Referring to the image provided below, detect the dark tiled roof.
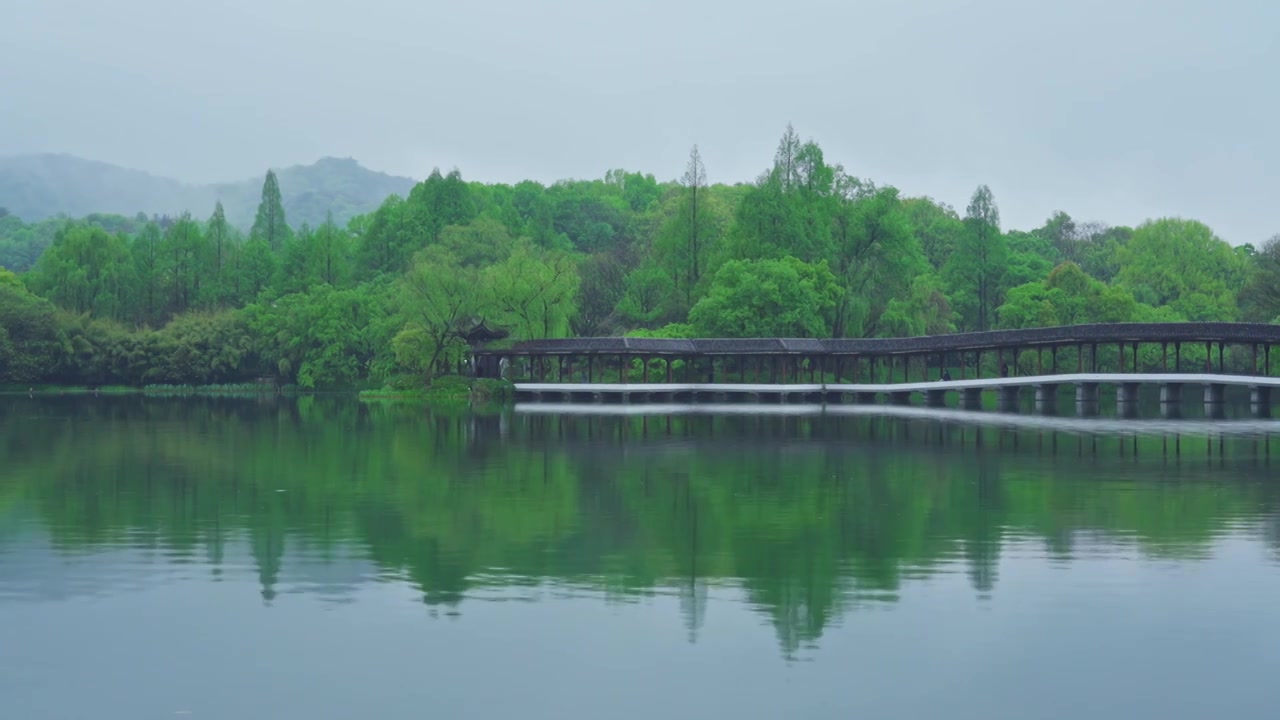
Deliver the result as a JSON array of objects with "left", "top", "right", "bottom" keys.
[{"left": 475, "top": 323, "right": 1280, "bottom": 356}]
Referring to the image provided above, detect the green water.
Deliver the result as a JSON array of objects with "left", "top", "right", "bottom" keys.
[{"left": 2, "top": 396, "right": 1280, "bottom": 719}]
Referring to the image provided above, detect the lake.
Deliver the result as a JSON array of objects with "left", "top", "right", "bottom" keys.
[{"left": 2, "top": 396, "right": 1280, "bottom": 719}]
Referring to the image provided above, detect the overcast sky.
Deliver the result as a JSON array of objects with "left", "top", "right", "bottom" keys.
[{"left": 1, "top": 0, "right": 1276, "bottom": 243}]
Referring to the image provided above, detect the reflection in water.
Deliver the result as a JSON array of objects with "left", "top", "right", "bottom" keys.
[{"left": 1, "top": 396, "right": 1279, "bottom": 659}]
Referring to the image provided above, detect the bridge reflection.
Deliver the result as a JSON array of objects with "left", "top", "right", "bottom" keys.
[{"left": 495, "top": 403, "right": 1278, "bottom": 468}]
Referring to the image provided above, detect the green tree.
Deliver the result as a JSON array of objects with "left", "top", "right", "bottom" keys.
[
  {"left": 160, "top": 213, "right": 207, "bottom": 317},
  {"left": 242, "top": 283, "right": 392, "bottom": 388},
  {"left": 615, "top": 262, "right": 677, "bottom": 329},
  {"left": 237, "top": 239, "right": 278, "bottom": 302},
  {"left": 405, "top": 169, "right": 478, "bottom": 245},
  {"left": 129, "top": 223, "right": 164, "bottom": 325},
  {"left": 572, "top": 250, "right": 628, "bottom": 336},
  {"left": 205, "top": 202, "right": 237, "bottom": 307},
  {"left": 250, "top": 170, "right": 293, "bottom": 252},
  {"left": 681, "top": 145, "right": 708, "bottom": 301},
  {"left": 689, "top": 257, "right": 841, "bottom": 338},
  {"left": 902, "top": 197, "right": 964, "bottom": 271},
  {"left": 945, "top": 185, "right": 1008, "bottom": 331},
  {"left": 830, "top": 184, "right": 926, "bottom": 337},
  {"left": 1115, "top": 218, "right": 1244, "bottom": 321},
  {"left": 998, "top": 262, "right": 1139, "bottom": 329},
  {"left": 0, "top": 272, "right": 65, "bottom": 383},
  {"left": 28, "top": 225, "right": 133, "bottom": 321},
  {"left": 1239, "top": 234, "right": 1280, "bottom": 322},
  {"left": 483, "top": 243, "right": 579, "bottom": 340},
  {"left": 396, "top": 247, "right": 484, "bottom": 378},
  {"left": 727, "top": 127, "right": 836, "bottom": 264},
  {"left": 652, "top": 147, "right": 727, "bottom": 310},
  {"left": 436, "top": 217, "right": 516, "bottom": 268},
  {"left": 280, "top": 213, "right": 352, "bottom": 293}
]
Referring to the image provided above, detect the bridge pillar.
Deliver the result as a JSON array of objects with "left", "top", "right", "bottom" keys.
[
  {"left": 1160, "top": 383, "right": 1182, "bottom": 405},
  {"left": 1034, "top": 383, "right": 1059, "bottom": 413},
  {"left": 998, "top": 385, "right": 1021, "bottom": 412},
  {"left": 1203, "top": 383, "right": 1226, "bottom": 405},
  {"left": 1075, "top": 382, "right": 1099, "bottom": 404},
  {"left": 1116, "top": 382, "right": 1141, "bottom": 405},
  {"left": 1251, "top": 386, "right": 1272, "bottom": 418},
  {"left": 889, "top": 391, "right": 912, "bottom": 405},
  {"left": 925, "top": 389, "right": 947, "bottom": 407},
  {"left": 852, "top": 392, "right": 877, "bottom": 404},
  {"left": 961, "top": 388, "right": 983, "bottom": 410},
  {"left": 1075, "top": 382, "right": 1099, "bottom": 416},
  {"left": 1203, "top": 383, "right": 1226, "bottom": 419}
]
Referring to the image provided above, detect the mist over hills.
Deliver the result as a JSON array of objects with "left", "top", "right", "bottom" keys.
[{"left": 0, "top": 154, "right": 417, "bottom": 229}]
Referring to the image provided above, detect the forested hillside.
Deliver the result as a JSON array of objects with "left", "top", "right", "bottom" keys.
[
  {"left": 2, "top": 126, "right": 1277, "bottom": 390},
  {"left": 0, "top": 154, "right": 415, "bottom": 242}
]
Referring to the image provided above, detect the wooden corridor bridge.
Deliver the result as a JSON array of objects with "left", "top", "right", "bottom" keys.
[{"left": 472, "top": 323, "right": 1280, "bottom": 416}]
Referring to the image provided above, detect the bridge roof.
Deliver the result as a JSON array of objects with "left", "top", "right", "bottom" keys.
[{"left": 474, "top": 323, "right": 1280, "bottom": 356}]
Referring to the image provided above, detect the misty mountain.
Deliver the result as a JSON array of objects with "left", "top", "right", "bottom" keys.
[{"left": 0, "top": 154, "right": 417, "bottom": 229}]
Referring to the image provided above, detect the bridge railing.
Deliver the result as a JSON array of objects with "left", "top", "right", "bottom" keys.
[{"left": 475, "top": 324, "right": 1280, "bottom": 385}]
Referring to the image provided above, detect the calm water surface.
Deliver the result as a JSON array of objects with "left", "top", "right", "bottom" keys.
[{"left": 3, "top": 396, "right": 1280, "bottom": 719}]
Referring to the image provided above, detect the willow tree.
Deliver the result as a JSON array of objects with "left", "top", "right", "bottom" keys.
[
  {"left": 395, "top": 247, "right": 482, "bottom": 377},
  {"left": 483, "top": 242, "right": 579, "bottom": 340}
]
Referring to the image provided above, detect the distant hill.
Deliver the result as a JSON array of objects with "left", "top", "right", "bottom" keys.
[{"left": 0, "top": 154, "right": 418, "bottom": 229}]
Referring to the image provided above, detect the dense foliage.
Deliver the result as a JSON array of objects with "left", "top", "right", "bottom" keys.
[{"left": 1, "top": 125, "right": 1277, "bottom": 388}]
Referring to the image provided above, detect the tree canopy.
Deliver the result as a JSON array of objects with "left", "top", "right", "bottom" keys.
[{"left": 1, "top": 127, "right": 1277, "bottom": 389}]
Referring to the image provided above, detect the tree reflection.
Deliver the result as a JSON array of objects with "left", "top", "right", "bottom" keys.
[{"left": 1, "top": 396, "right": 1278, "bottom": 657}]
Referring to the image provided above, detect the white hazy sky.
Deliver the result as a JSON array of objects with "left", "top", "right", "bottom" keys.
[{"left": 1, "top": 0, "right": 1276, "bottom": 243}]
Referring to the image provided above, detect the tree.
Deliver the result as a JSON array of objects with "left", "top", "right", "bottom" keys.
[
  {"left": 0, "top": 273, "right": 64, "bottom": 383},
  {"left": 242, "top": 283, "right": 391, "bottom": 389},
  {"left": 902, "top": 197, "right": 964, "bottom": 271},
  {"left": 727, "top": 131, "right": 835, "bottom": 264},
  {"left": 688, "top": 257, "right": 841, "bottom": 338},
  {"left": 160, "top": 213, "right": 207, "bottom": 317},
  {"left": 130, "top": 223, "right": 163, "bottom": 325},
  {"left": 250, "top": 170, "right": 293, "bottom": 252},
  {"left": 1240, "top": 234, "right": 1280, "bottom": 322},
  {"left": 772, "top": 124, "right": 803, "bottom": 191},
  {"left": 28, "top": 225, "right": 133, "bottom": 321},
  {"left": 205, "top": 202, "right": 235, "bottom": 307},
  {"left": 404, "top": 169, "right": 478, "bottom": 246},
  {"left": 615, "top": 262, "right": 677, "bottom": 329},
  {"left": 1034, "top": 211, "right": 1079, "bottom": 262},
  {"left": 830, "top": 183, "right": 926, "bottom": 337},
  {"left": 483, "top": 243, "right": 579, "bottom": 340},
  {"left": 997, "top": 262, "right": 1138, "bottom": 329},
  {"left": 683, "top": 145, "right": 707, "bottom": 298},
  {"left": 877, "top": 274, "right": 956, "bottom": 337},
  {"left": 237, "top": 239, "right": 278, "bottom": 302},
  {"left": 280, "top": 213, "right": 352, "bottom": 293},
  {"left": 572, "top": 250, "right": 628, "bottom": 336},
  {"left": 652, "top": 147, "right": 725, "bottom": 309},
  {"left": 436, "top": 217, "right": 516, "bottom": 268},
  {"left": 1115, "top": 218, "right": 1244, "bottom": 321},
  {"left": 396, "top": 247, "right": 484, "bottom": 378},
  {"left": 945, "top": 185, "right": 1008, "bottom": 331},
  {"left": 356, "top": 195, "right": 414, "bottom": 277}
]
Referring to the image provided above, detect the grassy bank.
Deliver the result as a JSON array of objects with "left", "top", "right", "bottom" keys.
[
  {"left": 358, "top": 376, "right": 515, "bottom": 404},
  {"left": 0, "top": 384, "right": 140, "bottom": 396},
  {"left": 2, "top": 383, "right": 292, "bottom": 397}
]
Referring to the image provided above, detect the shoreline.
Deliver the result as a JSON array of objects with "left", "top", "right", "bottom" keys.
[{"left": 2, "top": 376, "right": 516, "bottom": 403}]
